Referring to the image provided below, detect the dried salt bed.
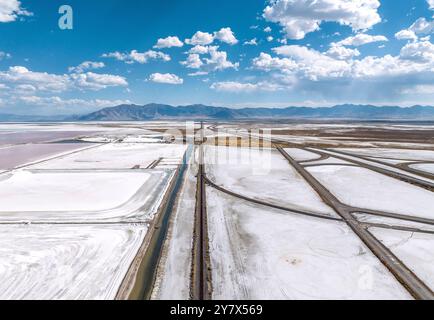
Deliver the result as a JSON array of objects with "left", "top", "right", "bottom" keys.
[
  {"left": 204, "top": 146, "right": 336, "bottom": 217},
  {"left": 0, "top": 224, "right": 147, "bottom": 300},
  {"left": 332, "top": 148, "right": 434, "bottom": 162},
  {"left": 313, "top": 148, "right": 434, "bottom": 184},
  {"left": 307, "top": 165, "right": 434, "bottom": 219},
  {"left": 354, "top": 213, "right": 434, "bottom": 232},
  {"left": 303, "top": 156, "right": 352, "bottom": 166},
  {"left": 0, "top": 169, "right": 173, "bottom": 222},
  {"left": 206, "top": 189, "right": 411, "bottom": 300},
  {"left": 30, "top": 143, "right": 187, "bottom": 170},
  {"left": 410, "top": 163, "right": 434, "bottom": 175},
  {"left": 371, "top": 227, "right": 434, "bottom": 292},
  {"left": 283, "top": 148, "right": 320, "bottom": 162}
]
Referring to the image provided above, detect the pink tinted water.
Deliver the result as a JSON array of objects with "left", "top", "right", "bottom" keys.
[
  {"left": 0, "top": 131, "right": 90, "bottom": 145},
  {"left": 0, "top": 143, "right": 92, "bottom": 169}
]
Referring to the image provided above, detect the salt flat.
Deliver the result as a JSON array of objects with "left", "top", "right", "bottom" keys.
[
  {"left": 0, "top": 224, "right": 147, "bottom": 300},
  {"left": 365, "top": 158, "right": 409, "bottom": 165},
  {"left": 0, "top": 120, "right": 432, "bottom": 301},
  {"left": 410, "top": 163, "right": 434, "bottom": 175},
  {"left": 333, "top": 148, "right": 434, "bottom": 162},
  {"left": 355, "top": 213, "right": 434, "bottom": 232},
  {"left": 283, "top": 148, "right": 320, "bottom": 162},
  {"left": 121, "top": 136, "right": 166, "bottom": 143},
  {"left": 0, "top": 169, "right": 173, "bottom": 222},
  {"left": 270, "top": 134, "right": 377, "bottom": 148},
  {"left": 0, "top": 170, "right": 148, "bottom": 212},
  {"left": 307, "top": 165, "right": 434, "bottom": 219},
  {"left": 204, "top": 146, "right": 336, "bottom": 216},
  {"left": 31, "top": 143, "right": 187, "bottom": 169},
  {"left": 303, "top": 156, "right": 351, "bottom": 166},
  {"left": 206, "top": 188, "right": 411, "bottom": 300},
  {"left": 314, "top": 148, "right": 434, "bottom": 184},
  {"left": 371, "top": 228, "right": 434, "bottom": 291}
]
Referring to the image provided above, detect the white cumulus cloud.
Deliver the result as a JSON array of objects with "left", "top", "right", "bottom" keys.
[
  {"left": 180, "top": 54, "right": 203, "bottom": 69},
  {"left": 186, "top": 27, "right": 239, "bottom": 46},
  {"left": 244, "top": 38, "right": 258, "bottom": 46},
  {"left": 185, "top": 31, "right": 215, "bottom": 45},
  {"left": 0, "top": 66, "right": 128, "bottom": 93},
  {"left": 149, "top": 73, "right": 184, "bottom": 84},
  {"left": 153, "top": 36, "right": 184, "bottom": 49},
  {"left": 210, "top": 81, "right": 284, "bottom": 92},
  {"left": 102, "top": 50, "right": 170, "bottom": 64},
  {"left": 409, "top": 17, "right": 434, "bottom": 35},
  {"left": 182, "top": 46, "right": 238, "bottom": 72},
  {"left": 0, "top": 0, "right": 32, "bottom": 23},
  {"left": 70, "top": 72, "right": 128, "bottom": 90},
  {"left": 326, "top": 45, "right": 360, "bottom": 60},
  {"left": 214, "top": 27, "right": 238, "bottom": 45},
  {"left": 399, "top": 40, "right": 434, "bottom": 63},
  {"left": 188, "top": 45, "right": 214, "bottom": 54},
  {"left": 395, "top": 30, "right": 418, "bottom": 41},
  {"left": 395, "top": 17, "right": 434, "bottom": 42},
  {"left": 252, "top": 52, "right": 297, "bottom": 72},
  {"left": 204, "top": 47, "right": 239, "bottom": 71},
  {"left": 263, "top": 0, "right": 381, "bottom": 40},
  {"left": 253, "top": 41, "right": 434, "bottom": 84},
  {"left": 333, "top": 34, "right": 388, "bottom": 47},
  {"left": 0, "top": 66, "right": 70, "bottom": 92},
  {"left": 247, "top": 40, "right": 434, "bottom": 104},
  {"left": 68, "top": 61, "right": 105, "bottom": 73}
]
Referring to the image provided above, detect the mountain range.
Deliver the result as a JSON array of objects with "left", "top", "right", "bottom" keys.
[
  {"left": 76, "top": 103, "right": 434, "bottom": 121},
  {"left": 2, "top": 103, "right": 434, "bottom": 122}
]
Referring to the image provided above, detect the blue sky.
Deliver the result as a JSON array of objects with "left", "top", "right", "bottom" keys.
[{"left": 0, "top": 0, "right": 434, "bottom": 115}]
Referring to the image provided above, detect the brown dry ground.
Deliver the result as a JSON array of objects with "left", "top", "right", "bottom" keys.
[{"left": 271, "top": 128, "right": 434, "bottom": 146}]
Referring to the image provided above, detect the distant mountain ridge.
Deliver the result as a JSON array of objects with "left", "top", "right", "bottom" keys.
[
  {"left": 2, "top": 103, "right": 434, "bottom": 122},
  {"left": 76, "top": 103, "right": 434, "bottom": 121},
  {"left": 77, "top": 104, "right": 235, "bottom": 121}
]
